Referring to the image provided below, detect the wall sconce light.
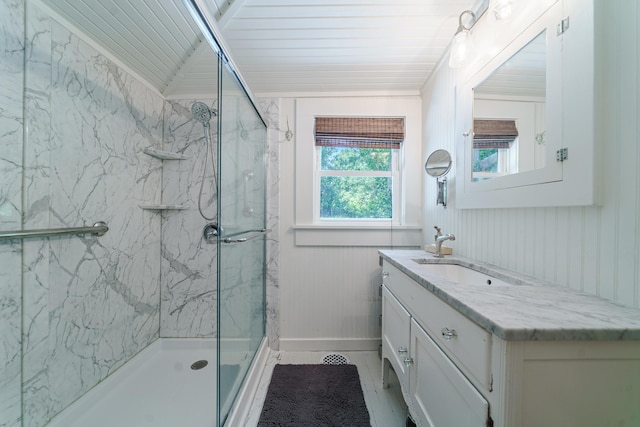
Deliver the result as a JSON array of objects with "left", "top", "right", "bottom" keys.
[
  {"left": 448, "top": 10, "right": 477, "bottom": 69},
  {"left": 491, "top": 0, "right": 515, "bottom": 21}
]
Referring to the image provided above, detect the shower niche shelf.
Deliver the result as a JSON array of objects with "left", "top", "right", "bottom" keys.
[
  {"left": 143, "top": 147, "right": 189, "bottom": 160},
  {"left": 139, "top": 205, "right": 189, "bottom": 211}
]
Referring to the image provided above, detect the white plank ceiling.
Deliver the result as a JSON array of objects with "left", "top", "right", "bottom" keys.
[
  {"left": 217, "top": 0, "right": 477, "bottom": 94},
  {"left": 39, "top": 0, "right": 479, "bottom": 96}
]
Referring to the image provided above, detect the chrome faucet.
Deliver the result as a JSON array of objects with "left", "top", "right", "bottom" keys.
[{"left": 434, "top": 226, "right": 455, "bottom": 258}]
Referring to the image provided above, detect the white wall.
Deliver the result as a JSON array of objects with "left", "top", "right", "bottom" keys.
[
  {"left": 422, "top": 0, "right": 640, "bottom": 309},
  {"left": 276, "top": 96, "right": 422, "bottom": 350},
  {"left": 271, "top": 0, "right": 639, "bottom": 352}
]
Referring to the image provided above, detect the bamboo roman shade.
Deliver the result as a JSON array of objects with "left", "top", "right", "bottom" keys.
[
  {"left": 473, "top": 119, "right": 519, "bottom": 149},
  {"left": 314, "top": 117, "right": 405, "bottom": 149}
]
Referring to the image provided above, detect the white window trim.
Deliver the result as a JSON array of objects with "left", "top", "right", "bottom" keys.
[{"left": 294, "top": 97, "right": 422, "bottom": 246}]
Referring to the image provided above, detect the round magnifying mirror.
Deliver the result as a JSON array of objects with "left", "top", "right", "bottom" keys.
[{"left": 425, "top": 149, "right": 452, "bottom": 177}]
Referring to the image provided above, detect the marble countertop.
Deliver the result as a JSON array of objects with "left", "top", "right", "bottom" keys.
[{"left": 379, "top": 250, "right": 640, "bottom": 341}]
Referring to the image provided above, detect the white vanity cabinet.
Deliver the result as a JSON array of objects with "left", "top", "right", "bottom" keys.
[
  {"left": 382, "top": 263, "right": 491, "bottom": 426},
  {"left": 381, "top": 259, "right": 640, "bottom": 427}
]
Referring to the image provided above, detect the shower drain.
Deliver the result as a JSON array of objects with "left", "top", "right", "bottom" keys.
[
  {"left": 321, "top": 353, "right": 350, "bottom": 365},
  {"left": 190, "top": 360, "right": 209, "bottom": 370}
]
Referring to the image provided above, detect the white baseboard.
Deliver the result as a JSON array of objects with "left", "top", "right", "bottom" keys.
[
  {"left": 279, "top": 338, "right": 381, "bottom": 352},
  {"left": 224, "top": 337, "right": 269, "bottom": 427}
]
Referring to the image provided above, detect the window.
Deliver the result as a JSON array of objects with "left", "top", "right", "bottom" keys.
[
  {"left": 293, "top": 97, "right": 422, "bottom": 246},
  {"left": 318, "top": 147, "right": 395, "bottom": 219},
  {"left": 313, "top": 117, "right": 403, "bottom": 223}
]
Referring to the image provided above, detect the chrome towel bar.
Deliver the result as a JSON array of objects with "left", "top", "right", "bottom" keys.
[{"left": 0, "top": 221, "right": 109, "bottom": 241}]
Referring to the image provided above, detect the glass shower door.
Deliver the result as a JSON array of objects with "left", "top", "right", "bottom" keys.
[{"left": 216, "top": 59, "right": 267, "bottom": 425}]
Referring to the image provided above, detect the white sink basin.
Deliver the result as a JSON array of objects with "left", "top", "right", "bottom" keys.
[{"left": 411, "top": 260, "right": 511, "bottom": 287}]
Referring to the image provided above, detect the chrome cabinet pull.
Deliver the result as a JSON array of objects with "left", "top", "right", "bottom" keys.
[
  {"left": 381, "top": 271, "right": 389, "bottom": 278},
  {"left": 441, "top": 327, "right": 458, "bottom": 341},
  {"left": 403, "top": 357, "right": 413, "bottom": 367},
  {"left": 398, "top": 346, "right": 408, "bottom": 354}
]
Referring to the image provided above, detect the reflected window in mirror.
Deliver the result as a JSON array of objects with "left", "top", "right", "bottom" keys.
[
  {"left": 472, "top": 30, "right": 546, "bottom": 182},
  {"left": 472, "top": 119, "right": 518, "bottom": 181}
]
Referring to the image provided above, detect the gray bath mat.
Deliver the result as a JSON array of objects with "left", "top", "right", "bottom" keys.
[{"left": 257, "top": 364, "right": 370, "bottom": 426}]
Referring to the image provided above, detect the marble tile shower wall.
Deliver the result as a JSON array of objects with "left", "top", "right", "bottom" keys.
[
  {"left": 258, "top": 98, "right": 281, "bottom": 350},
  {"left": 0, "top": 1, "right": 24, "bottom": 426},
  {"left": 160, "top": 99, "right": 218, "bottom": 337},
  {"left": 161, "top": 96, "right": 281, "bottom": 344},
  {"left": 18, "top": 6, "right": 163, "bottom": 426},
  {"left": 1, "top": 3, "right": 281, "bottom": 426},
  {"left": 160, "top": 97, "right": 277, "bottom": 340}
]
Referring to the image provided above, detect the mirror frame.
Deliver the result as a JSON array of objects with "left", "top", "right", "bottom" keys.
[{"left": 454, "top": 0, "right": 600, "bottom": 209}]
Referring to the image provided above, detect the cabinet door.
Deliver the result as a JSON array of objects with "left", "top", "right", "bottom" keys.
[
  {"left": 382, "top": 286, "right": 411, "bottom": 393},
  {"left": 410, "top": 319, "right": 489, "bottom": 427}
]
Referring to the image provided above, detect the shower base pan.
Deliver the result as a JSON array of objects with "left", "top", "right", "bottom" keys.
[{"left": 48, "top": 339, "right": 217, "bottom": 427}]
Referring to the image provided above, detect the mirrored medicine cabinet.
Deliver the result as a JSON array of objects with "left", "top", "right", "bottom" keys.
[{"left": 454, "top": 0, "right": 600, "bottom": 209}]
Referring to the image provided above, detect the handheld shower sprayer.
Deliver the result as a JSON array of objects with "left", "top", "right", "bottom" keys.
[
  {"left": 191, "top": 101, "right": 219, "bottom": 222},
  {"left": 191, "top": 102, "right": 216, "bottom": 127}
]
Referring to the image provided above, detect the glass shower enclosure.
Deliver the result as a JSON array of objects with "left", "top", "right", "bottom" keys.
[
  {"left": 217, "top": 60, "right": 268, "bottom": 424},
  {"left": 0, "top": 0, "right": 267, "bottom": 425},
  {"left": 191, "top": 1, "right": 269, "bottom": 422}
]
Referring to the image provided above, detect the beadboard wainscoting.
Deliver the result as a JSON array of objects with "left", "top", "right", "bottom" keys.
[
  {"left": 278, "top": 245, "right": 387, "bottom": 351},
  {"left": 422, "top": 0, "right": 640, "bottom": 309}
]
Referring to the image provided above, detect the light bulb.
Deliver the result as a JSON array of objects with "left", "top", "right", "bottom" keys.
[
  {"left": 449, "top": 29, "right": 474, "bottom": 68},
  {"left": 492, "top": 0, "right": 514, "bottom": 21}
]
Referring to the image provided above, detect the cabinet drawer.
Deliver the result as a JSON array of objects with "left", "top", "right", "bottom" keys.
[
  {"left": 410, "top": 318, "right": 489, "bottom": 427},
  {"left": 382, "top": 286, "right": 411, "bottom": 393},
  {"left": 383, "top": 261, "right": 492, "bottom": 390}
]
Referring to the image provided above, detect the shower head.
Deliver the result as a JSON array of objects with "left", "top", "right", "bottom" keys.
[{"left": 191, "top": 102, "right": 216, "bottom": 125}]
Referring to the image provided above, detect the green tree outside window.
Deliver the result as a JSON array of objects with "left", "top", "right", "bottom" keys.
[{"left": 319, "top": 147, "right": 393, "bottom": 219}]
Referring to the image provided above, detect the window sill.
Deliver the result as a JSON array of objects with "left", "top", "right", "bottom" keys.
[{"left": 292, "top": 224, "right": 422, "bottom": 247}]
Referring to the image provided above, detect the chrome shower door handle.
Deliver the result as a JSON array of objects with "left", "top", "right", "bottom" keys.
[{"left": 221, "top": 228, "right": 271, "bottom": 243}]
